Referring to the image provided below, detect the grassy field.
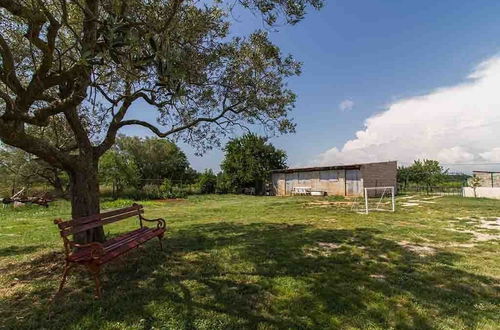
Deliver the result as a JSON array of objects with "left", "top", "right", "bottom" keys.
[{"left": 0, "top": 195, "right": 499, "bottom": 329}]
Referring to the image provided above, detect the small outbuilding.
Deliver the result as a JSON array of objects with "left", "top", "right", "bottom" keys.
[
  {"left": 471, "top": 171, "right": 500, "bottom": 187},
  {"left": 271, "top": 161, "right": 397, "bottom": 197},
  {"left": 462, "top": 170, "right": 500, "bottom": 199}
]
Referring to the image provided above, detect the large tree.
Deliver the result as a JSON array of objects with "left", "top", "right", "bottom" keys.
[
  {"left": 0, "top": 0, "right": 321, "bottom": 243},
  {"left": 221, "top": 133, "right": 287, "bottom": 193}
]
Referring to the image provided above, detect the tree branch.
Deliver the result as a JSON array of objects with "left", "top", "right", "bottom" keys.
[
  {"left": 117, "top": 101, "right": 246, "bottom": 137},
  {"left": 0, "top": 34, "right": 24, "bottom": 94},
  {"left": 0, "top": 119, "right": 76, "bottom": 170},
  {"left": 0, "top": 0, "right": 40, "bottom": 20}
]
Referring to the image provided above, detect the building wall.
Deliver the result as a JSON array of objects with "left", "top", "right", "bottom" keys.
[
  {"left": 474, "top": 172, "right": 500, "bottom": 187},
  {"left": 272, "top": 173, "right": 286, "bottom": 196},
  {"left": 463, "top": 187, "right": 500, "bottom": 199},
  {"left": 360, "top": 161, "right": 398, "bottom": 190},
  {"left": 272, "top": 169, "right": 350, "bottom": 196}
]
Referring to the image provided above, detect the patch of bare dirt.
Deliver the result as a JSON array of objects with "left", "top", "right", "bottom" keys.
[
  {"left": 478, "top": 218, "right": 500, "bottom": 230},
  {"left": 401, "top": 202, "right": 420, "bottom": 207},
  {"left": 397, "top": 241, "right": 437, "bottom": 256},
  {"left": 317, "top": 242, "right": 341, "bottom": 249},
  {"left": 447, "top": 228, "right": 500, "bottom": 242},
  {"left": 398, "top": 195, "right": 417, "bottom": 200},
  {"left": 305, "top": 201, "right": 356, "bottom": 208},
  {"left": 304, "top": 242, "right": 342, "bottom": 257},
  {"left": 447, "top": 216, "right": 500, "bottom": 242},
  {"left": 422, "top": 195, "right": 443, "bottom": 200}
]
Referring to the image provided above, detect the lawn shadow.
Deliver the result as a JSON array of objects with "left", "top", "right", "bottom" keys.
[
  {"left": 0, "top": 245, "right": 43, "bottom": 257},
  {"left": 1, "top": 222, "right": 499, "bottom": 329}
]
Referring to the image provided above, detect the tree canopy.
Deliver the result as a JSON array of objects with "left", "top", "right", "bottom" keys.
[
  {"left": 397, "top": 159, "right": 447, "bottom": 190},
  {"left": 0, "top": 0, "right": 322, "bottom": 242},
  {"left": 0, "top": 0, "right": 321, "bottom": 164},
  {"left": 221, "top": 133, "right": 287, "bottom": 193},
  {"left": 115, "top": 135, "right": 190, "bottom": 184}
]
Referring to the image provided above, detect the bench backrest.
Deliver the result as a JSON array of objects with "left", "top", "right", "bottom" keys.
[{"left": 54, "top": 204, "right": 144, "bottom": 238}]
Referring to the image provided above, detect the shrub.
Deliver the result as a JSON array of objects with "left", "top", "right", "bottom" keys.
[{"left": 198, "top": 169, "right": 217, "bottom": 194}]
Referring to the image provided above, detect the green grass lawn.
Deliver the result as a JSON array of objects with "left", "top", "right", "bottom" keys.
[{"left": 1, "top": 195, "right": 499, "bottom": 329}]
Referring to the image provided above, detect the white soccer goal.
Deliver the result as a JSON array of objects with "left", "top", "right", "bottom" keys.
[{"left": 363, "top": 186, "right": 395, "bottom": 214}]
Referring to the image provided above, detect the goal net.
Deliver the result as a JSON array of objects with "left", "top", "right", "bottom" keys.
[{"left": 359, "top": 186, "right": 395, "bottom": 214}]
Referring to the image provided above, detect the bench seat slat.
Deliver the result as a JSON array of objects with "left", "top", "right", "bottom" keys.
[
  {"left": 68, "top": 227, "right": 149, "bottom": 262},
  {"left": 103, "top": 228, "right": 152, "bottom": 252},
  {"left": 97, "top": 228, "right": 164, "bottom": 264},
  {"left": 68, "top": 227, "right": 164, "bottom": 263}
]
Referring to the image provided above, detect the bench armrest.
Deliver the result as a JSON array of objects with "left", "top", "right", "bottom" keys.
[
  {"left": 140, "top": 216, "right": 166, "bottom": 230},
  {"left": 70, "top": 241, "right": 104, "bottom": 259}
]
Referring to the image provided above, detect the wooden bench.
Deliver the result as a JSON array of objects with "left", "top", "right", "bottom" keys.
[
  {"left": 53, "top": 203, "right": 166, "bottom": 298},
  {"left": 292, "top": 186, "right": 311, "bottom": 195}
]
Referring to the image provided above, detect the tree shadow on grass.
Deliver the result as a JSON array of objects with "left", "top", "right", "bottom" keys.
[
  {"left": 0, "top": 245, "right": 43, "bottom": 257},
  {"left": 1, "top": 222, "right": 499, "bottom": 329}
]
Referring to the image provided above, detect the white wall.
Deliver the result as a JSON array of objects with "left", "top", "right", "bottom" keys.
[{"left": 462, "top": 187, "right": 500, "bottom": 199}]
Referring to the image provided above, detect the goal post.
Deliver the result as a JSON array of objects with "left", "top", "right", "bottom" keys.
[{"left": 363, "top": 186, "right": 395, "bottom": 214}]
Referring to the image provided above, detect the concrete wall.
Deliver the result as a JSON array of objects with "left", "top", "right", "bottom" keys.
[
  {"left": 361, "top": 161, "right": 398, "bottom": 190},
  {"left": 316, "top": 169, "right": 347, "bottom": 196},
  {"left": 272, "top": 173, "right": 286, "bottom": 196},
  {"left": 272, "top": 169, "right": 347, "bottom": 196},
  {"left": 463, "top": 187, "right": 500, "bottom": 199},
  {"left": 473, "top": 172, "right": 500, "bottom": 187}
]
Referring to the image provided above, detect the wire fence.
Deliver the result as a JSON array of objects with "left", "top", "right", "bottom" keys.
[
  {"left": 397, "top": 185, "right": 463, "bottom": 196},
  {"left": 0, "top": 179, "right": 201, "bottom": 200}
]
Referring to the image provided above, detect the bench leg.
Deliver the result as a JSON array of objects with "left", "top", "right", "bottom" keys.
[
  {"left": 57, "top": 262, "right": 74, "bottom": 295},
  {"left": 158, "top": 234, "right": 164, "bottom": 251},
  {"left": 86, "top": 264, "right": 102, "bottom": 299}
]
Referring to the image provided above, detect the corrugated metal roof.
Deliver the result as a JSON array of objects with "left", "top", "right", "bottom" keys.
[{"left": 271, "top": 161, "right": 397, "bottom": 174}]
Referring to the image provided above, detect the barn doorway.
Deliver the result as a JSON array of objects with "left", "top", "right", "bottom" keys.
[{"left": 346, "top": 169, "right": 362, "bottom": 196}]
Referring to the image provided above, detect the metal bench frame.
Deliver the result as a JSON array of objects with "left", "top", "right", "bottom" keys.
[{"left": 53, "top": 203, "right": 166, "bottom": 299}]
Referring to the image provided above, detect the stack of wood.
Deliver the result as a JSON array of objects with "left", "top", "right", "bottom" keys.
[{"left": 1, "top": 188, "right": 52, "bottom": 208}]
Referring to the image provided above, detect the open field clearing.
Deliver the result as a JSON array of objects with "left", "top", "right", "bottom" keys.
[{"left": 1, "top": 195, "right": 499, "bottom": 329}]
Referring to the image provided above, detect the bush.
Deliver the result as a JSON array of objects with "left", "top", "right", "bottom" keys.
[
  {"left": 216, "top": 172, "right": 232, "bottom": 194},
  {"left": 160, "top": 179, "right": 188, "bottom": 199},
  {"left": 160, "top": 179, "right": 173, "bottom": 198},
  {"left": 198, "top": 169, "right": 217, "bottom": 194},
  {"left": 135, "top": 184, "right": 163, "bottom": 200}
]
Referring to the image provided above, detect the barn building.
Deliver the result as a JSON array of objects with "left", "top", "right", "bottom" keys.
[{"left": 271, "top": 161, "right": 397, "bottom": 197}]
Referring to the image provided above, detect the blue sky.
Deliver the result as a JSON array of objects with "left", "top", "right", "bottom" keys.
[{"left": 124, "top": 1, "right": 500, "bottom": 173}]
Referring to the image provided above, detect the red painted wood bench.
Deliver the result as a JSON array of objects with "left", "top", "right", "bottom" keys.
[{"left": 53, "top": 203, "right": 166, "bottom": 298}]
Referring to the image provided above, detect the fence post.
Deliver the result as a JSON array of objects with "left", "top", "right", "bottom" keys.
[
  {"left": 392, "top": 187, "right": 395, "bottom": 212},
  {"left": 364, "top": 188, "right": 368, "bottom": 214}
]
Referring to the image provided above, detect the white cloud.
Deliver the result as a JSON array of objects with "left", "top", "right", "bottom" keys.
[
  {"left": 480, "top": 148, "right": 500, "bottom": 162},
  {"left": 316, "top": 56, "right": 500, "bottom": 170},
  {"left": 339, "top": 99, "right": 354, "bottom": 112}
]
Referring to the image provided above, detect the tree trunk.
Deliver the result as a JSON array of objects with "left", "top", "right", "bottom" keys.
[
  {"left": 52, "top": 170, "right": 66, "bottom": 197},
  {"left": 69, "top": 160, "right": 105, "bottom": 244}
]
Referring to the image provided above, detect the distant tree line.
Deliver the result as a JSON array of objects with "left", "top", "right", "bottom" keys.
[
  {"left": 0, "top": 133, "right": 287, "bottom": 199},
  {"left": 3, "top": 139, "right": 474, "bottom": 200},
  {"left": 397, "top": 159, "right": 469, "bottom": 192}
]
